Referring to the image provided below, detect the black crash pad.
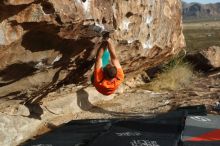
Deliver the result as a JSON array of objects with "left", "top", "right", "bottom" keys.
[
  {"left": 23, "top": 119, "right": 112, "bottom": 146},
  {"left": 23, "top": 111, "right": 185, "bottom": 146},
  {"left": 89, "top": 112, "right": 185, "bottom": 146}
]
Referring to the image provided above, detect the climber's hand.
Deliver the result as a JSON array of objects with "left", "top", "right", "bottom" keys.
[{"left": 102, "top": 31, "right": 110, "bottom": 40}]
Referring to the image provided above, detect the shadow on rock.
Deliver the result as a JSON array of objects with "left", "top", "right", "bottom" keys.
[
  {"left": 185, "top": 53, "right": 213, "bottom": 72},
  {"left": 76, "top": 88, "right": 147, "bottom": 118},
  {"left": 25, "top": 103, "right": 44, "bottom": 120},
  {"left": 0, "top": 62, "right": 38, "bottom": 87},
  {"left": 0, "top": 2, "right": 30, "bottom": 23}
]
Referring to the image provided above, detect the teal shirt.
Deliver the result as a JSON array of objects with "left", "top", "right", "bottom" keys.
[{"left": 102, "top": 49, "right": 110, "bottom": 67}]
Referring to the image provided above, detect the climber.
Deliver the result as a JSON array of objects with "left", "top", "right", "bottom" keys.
[{"left": 92, "top": 38, "right": 124, "bottom": 95}]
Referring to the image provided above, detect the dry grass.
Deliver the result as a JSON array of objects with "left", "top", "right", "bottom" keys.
[
  {"left": 140, "top": 57, "right": 194, "bottom": 91},
  {"left": 139, "top": 21, "right": 220, "bottom": 92}
]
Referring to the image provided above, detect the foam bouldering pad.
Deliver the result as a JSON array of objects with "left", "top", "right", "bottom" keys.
[
  {"left": 89, "top": 112, "right": 186, "bottom": 146},
  {"left": 89, "top": 126, "right": 180, "bottom": 146},
  {"left": 23, "top": 112, "right": 186, "bottom": 146},
  {"left": 22, "top": 119, "right": 112, "bottom": 146},
  {"left": 182, "top": 115, "right": 220, "bottom": 146}
]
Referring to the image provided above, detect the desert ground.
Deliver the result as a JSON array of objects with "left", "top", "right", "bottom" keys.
[{"left": 183, "top": 20, "right": 220, "bottom": 52}]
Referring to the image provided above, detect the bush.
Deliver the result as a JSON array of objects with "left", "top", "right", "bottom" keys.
[{"left": 140, "top": 56, "right": 194, "bottom": 91}]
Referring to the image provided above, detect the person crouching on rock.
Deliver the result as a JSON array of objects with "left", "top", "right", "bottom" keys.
[{"left": 92, "top": 38, "right": 124, "bottom": 95}]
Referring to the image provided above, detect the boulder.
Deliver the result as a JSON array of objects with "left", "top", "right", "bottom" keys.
[
  {"left": 185, "top": 46, "right": 220, "bottom": 72},
  {"left": 202, "top": 46, "right": 220, "bottom": 69},
  {"left": 0, "top": 0, "right": 185, "bottom": 101}
]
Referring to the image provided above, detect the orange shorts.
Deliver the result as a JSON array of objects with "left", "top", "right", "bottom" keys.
[{"left": 94, "top": 68, "right": 124, "bottom": 95}]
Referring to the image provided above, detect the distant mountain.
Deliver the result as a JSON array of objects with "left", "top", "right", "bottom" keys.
[{"left": 182, "top": 1, "right": 220, "bottom": 20}]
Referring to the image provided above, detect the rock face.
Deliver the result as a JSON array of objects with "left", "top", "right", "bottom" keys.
[{"left": 0, "top": 0, "right": 184, "bottom": 145}]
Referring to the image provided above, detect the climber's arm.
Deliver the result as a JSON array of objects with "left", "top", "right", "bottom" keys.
[
  {"left": 95, "top": 46, "right": 105, "bottom": 69},
  {"left": 107, "top": 38, "right": 122, "bottom": 68}
]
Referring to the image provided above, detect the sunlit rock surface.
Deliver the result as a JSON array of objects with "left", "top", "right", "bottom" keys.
[
  {"left": 0, "top": 0, "right": 184, "bottom": 145},
  {"left": 202, "top": 46, "right": 220, "bottom": 69}
]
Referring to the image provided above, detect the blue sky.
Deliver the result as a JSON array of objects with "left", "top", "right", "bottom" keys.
[{"left": 183, "top": 0, "right": 220, "bottom": 4}]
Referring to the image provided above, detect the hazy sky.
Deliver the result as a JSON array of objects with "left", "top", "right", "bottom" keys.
[{"left": 183, "top": 0, "right": 220, "bottom": 3}]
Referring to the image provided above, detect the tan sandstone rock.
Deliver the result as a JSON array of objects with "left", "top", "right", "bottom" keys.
[{"left": 202, "top": 46, "right": 220, "bottom": 68}]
